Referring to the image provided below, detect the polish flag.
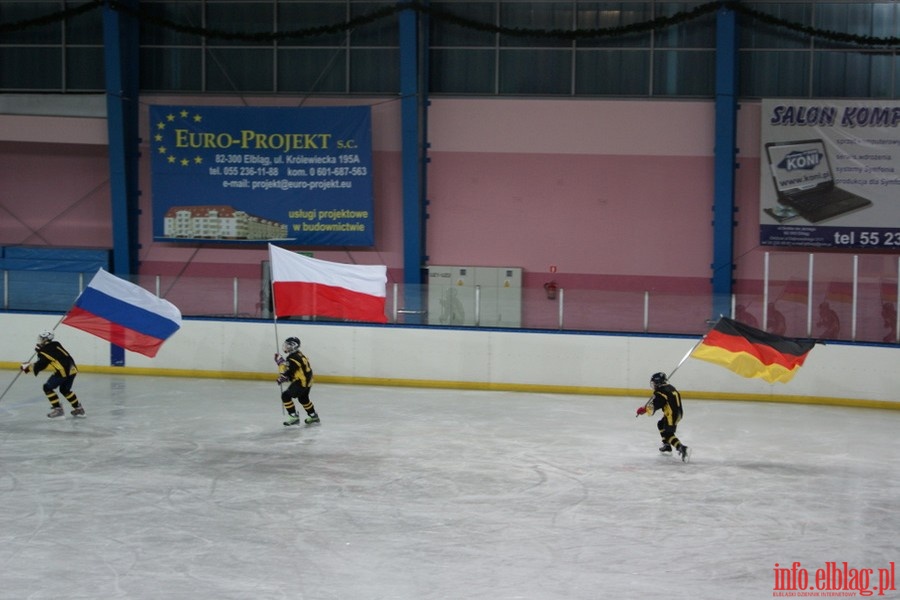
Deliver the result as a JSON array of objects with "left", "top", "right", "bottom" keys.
[
  {"left": 269, "top": 244, "right": 387, "bottom": 323},
  {"left": 62, "top": 268, "right": 182, "bottom": 357}
]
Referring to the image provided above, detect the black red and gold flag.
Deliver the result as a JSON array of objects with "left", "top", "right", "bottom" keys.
[{"left": 691, "top": 317, "right": 816, "bottom": 383}]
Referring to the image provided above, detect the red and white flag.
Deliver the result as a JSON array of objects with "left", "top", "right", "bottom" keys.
[{"left": 268, "top": 244, "right": 387, "bottom": 323}]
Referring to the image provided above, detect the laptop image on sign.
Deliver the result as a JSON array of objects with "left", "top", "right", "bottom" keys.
[{"left": 765, "top": 139, "right": 873, "bottom": 224}]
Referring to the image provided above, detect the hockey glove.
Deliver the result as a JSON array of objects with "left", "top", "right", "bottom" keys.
[
  {"left": 635, "top": 406, "right": 647, "bottom": 416},
  {"left": 20, "top": 363, "right": 31, "bottom": 373},
  {"left": 276, "top": 374, "right": 289, "bottom": 384},
  {"left": 274, "top": 353, "right": 285, "bottom": 366}
]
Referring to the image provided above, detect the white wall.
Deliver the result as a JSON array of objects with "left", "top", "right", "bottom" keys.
[{"left": 1, "top": 313, "right": 896, "bottom": 409}]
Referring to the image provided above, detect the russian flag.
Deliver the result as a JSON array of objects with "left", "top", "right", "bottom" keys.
[
  {"left": 269, "top": 244, "right": 387, "bottom": 323},
  {"left": 62, "top": 268, "right": 183, "bottom": 357}
]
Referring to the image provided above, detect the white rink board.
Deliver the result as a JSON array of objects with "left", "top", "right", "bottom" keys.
[{"left": 0, "top": 313, "right": 896, "bottom": 404}]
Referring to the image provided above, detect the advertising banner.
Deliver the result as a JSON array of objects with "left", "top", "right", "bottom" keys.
[
  {"left": 150, "top": 105, "right": 374, "bottom": 246},
  {"left": 760, "top": 99, "right": 900, "bottom": 250}
]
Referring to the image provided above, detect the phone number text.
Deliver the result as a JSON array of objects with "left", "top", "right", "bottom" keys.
[{"left": 833, "top": 230, "right": 900, "bottom": 247}]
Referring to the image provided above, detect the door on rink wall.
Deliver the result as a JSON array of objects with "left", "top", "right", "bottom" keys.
[{"left": 427, "top": 266, "right": 522, "bottom": 327}]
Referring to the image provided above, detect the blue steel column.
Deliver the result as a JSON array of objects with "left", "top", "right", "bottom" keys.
[
  {"left": 711, "top": 4, "right": 739, "bottom": 321},
  {"left": 399, "top": 4, "right": 429, "bottom": 323},
  {"left": 103, "top": 1, "right": 141, "bottom": 365}
]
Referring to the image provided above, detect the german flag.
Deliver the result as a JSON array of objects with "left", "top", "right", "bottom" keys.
[{"left": 691, "top": 317, "right": 815, "bottom": 383}]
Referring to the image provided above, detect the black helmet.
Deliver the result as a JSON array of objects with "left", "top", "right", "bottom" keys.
[
  {"left": 283, "top": 337, "right": 301, "bottom": 353},
  {"left": 651, "top": 372, "right": 667, "bottom": 386}
]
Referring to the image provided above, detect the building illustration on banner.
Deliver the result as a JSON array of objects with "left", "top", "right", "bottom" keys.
[{"left": 162, "top": 205, "right": 287, "bottom": 240}]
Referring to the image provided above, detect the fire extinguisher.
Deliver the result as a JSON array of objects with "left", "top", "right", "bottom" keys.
[{"left": 544, "top": 280, "right": 558, "bottom": 300}]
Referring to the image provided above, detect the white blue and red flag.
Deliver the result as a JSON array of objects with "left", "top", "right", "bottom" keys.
[
  {"left": 269, "top": 244, "right": 387, "bottom": 323},
  {"left": 62, "top": 268, "right": 182, "bottom": 357}
]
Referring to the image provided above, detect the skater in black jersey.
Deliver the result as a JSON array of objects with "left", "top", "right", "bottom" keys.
[
  {"left": 274, "top": 336, "right": 319, "bottom": 427},
  {"left": 636, "top": 372, "right": 689, "bottom": 461},
  {"left": 20, "top": 331, "right": 85, "bottom": 419}
]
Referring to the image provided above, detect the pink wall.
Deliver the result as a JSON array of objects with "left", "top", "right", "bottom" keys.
[
  {"left": 427, "top": 152, "right": 713, "bottom": 284},
  {"left": 2, "top": 96, "right": 750, "bottom": 294},
  {"left": 425, "top": 99, "right": 717, "bottom": 291},
  {"left": 0, "top": 141, "right": 111, "bottom": 246}
]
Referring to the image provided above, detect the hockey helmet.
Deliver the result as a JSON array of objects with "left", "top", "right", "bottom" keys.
[
  {"left": 650, "top": 372, "right": 667, "bottom": 387},
  {"left": 37, "top": 331, "right": 55, "bottom": 346},
  {"left": 283, "top": 337, "right": 301, "bottom": 353}
]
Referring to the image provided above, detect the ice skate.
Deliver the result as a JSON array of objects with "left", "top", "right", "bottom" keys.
[
  {"left": 283, "top": 414, "right": 300, "bottom": 426},
  {"left": 71, "top": 406, "right": 86, "bottom": 417},
  {"left": 678, "top": 445, "right": 691, "bottom": 462},
  {"left": 659, "top": 443, "right": 672, "bottom": 453},
  {"left": 304, "top": 413, "right": 320, "bottom": 425},
  {"left": 47, "top": 406, "right": 64, "bottom": 418}
]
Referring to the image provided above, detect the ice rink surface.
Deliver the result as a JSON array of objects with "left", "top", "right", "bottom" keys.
[{"left": 0, "top": 371, "right": 898, "bottom": 600}]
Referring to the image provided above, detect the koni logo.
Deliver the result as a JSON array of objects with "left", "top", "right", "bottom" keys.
[
  {"left": 778, "top": 150, "right": 823, "bottom": 171},
  {"left": 772, "top": 561, "right": 896, "bottom": 597}
]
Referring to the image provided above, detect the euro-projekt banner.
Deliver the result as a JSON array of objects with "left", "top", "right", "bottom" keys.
[{"left": 150, "top": 105, "right": 374, "bottom": 246}]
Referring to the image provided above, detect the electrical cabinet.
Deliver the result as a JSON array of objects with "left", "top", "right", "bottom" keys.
[{"left": 427, "top": 266, "right": 522, "bottom": 327}]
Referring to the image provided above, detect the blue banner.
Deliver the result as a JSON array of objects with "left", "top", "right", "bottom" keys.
[{"left": 150, "top": 105, "right": 374, "bottom": 246}]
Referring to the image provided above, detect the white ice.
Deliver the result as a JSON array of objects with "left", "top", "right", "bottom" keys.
[{"left": 0, "top": 372, "right": 898, "bottom": 600}]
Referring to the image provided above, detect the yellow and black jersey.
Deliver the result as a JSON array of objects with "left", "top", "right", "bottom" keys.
[
  {"left": 33, "top": 341, "right": 78, "bottom": 378},
  {"left": 278, "top": 350, "right": 313, "bottom": 387},
  {"left": 648, "top": 383, "right": 683, "bottom": 426}
]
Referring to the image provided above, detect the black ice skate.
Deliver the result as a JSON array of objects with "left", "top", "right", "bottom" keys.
[{"left": 659, "top": 443, "right": 672, "bottom": 453}]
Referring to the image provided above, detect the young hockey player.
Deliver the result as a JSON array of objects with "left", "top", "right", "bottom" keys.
[
  {"left": 20, "top": 331, "right": 85, "bottom": 418},
  {"left": 274, "top": 336, "right": 320, "bottom": 427},
  {"left": 636, "top": 372, "right": 689, "bottom": 461}
]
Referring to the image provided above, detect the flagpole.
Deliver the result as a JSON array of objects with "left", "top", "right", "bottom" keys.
[
  {"left": 268, "top": 245, "right": 282, "bottom": 352},
  {"left": 268, "top": 245, "right": 285, "bottom": 416},
  {"left": 667, "top": 335, "right": 707, "bottom": 382},
  {"left": 636, "top": 318, "right": 719, "bottom": 418},
  {"left": 0, "top": 313, "right": 67, "bottom": 405},
  {"left": 667, "top": 316, "right": 721, "bottom": 382},
  {"left": 273, "top": 314, "right": 285, "bottom": 417},
  {"left": 0, "top": 368, "right": 28, "bottom": 405}
]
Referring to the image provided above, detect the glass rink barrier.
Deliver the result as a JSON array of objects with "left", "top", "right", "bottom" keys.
[{"left": 1, "top": 251, "right": 898, "bottom": 343}]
